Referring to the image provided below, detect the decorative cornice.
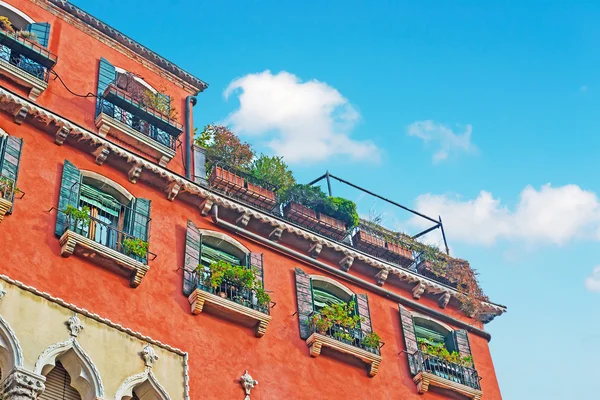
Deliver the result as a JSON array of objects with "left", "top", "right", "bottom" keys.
[
  {"left": 0, "top": 273, "right": 186, "bottom": 356},
  {"left": 31, "top": 0, "right": 207, "bottom": 93},
  {"left": 0, "top": 88, "right": 506, "bottom": 319}
]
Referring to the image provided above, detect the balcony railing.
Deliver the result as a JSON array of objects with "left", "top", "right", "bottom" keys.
[
  {"left": 0, "top": 29, "right": 57, "bottom": 70},
  {"left": 309, "top": 320, "right": 382, "bottom": 355},
  {"left": 409, "top": 350, "right": 481, "bottom": 390},
  {"left": 195, "top": 273, "right": 270, "bottom": 315},
  {"left": 0, "top": 45, "right": 49, "bottom": 82}
]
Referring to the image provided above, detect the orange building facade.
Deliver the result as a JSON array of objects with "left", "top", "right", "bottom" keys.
[{"left": 0, "top": 1, "right": 506, "bottom": 399}]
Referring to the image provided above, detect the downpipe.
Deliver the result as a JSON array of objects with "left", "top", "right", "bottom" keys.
[
  {"left": 210, "top": 204, "right": 492, "bottom": 341},
  {"left": 184, "top": 95, "right": 197, "bottom": 179}
]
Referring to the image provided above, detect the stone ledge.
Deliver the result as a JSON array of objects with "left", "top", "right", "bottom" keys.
[
  {"left": 413, "top": 371, "right": 483, "bottom": 400},
  {"left": 95, "top": 113, "right": 176, "bottom": 167},
  {"left": 59, "top": 230, "right": 149, "bottom": 287},
  {"left": 0, "top": 59, "right": 47, "bottom": 101},
  {"left": 0, "top": 197, "right": 12, "bottom": 223},
  {"left": 306, "top": 332, "right": 382, "bottom": 377},
  {"left": 187, "top": 288, "right": 271, "bottom": 337}
]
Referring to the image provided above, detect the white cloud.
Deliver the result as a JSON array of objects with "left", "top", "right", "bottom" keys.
[
  {"left": 586, "top": 266, "right": 600, "bottom": 292},
  {"left": 411, "top": 184, "right": 600, "bottom": 246},
  {"left": 223, "top": 70, "right": 380, "bottom": 164},
  {"left": 407, "top": 120, "right": 477, "bottom": 163}
]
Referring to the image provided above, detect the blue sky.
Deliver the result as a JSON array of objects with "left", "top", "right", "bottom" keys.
[{"left": 71, "top": 1, "right": 600, "bottom": 398}]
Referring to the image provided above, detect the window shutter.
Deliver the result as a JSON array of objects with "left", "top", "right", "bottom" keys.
[
  {"left": 249, "top": 252, "right": 264, "bottom": 288},
  {"left": 26, "top": 22, "right": 51, "bottom": 47},
  {"left": 0, "top": 135, "right": 23, "bottom": 211},
  {"left": 399, "top": 305, "right": 419, "bottom": 375},
  {"left": 97, "top": 58, "right": 116, "bottom": 98},
  {"left": 452, "top": 329, "right": 473, "bottom": 362},
  {"left": 183, "top": 220, "right": 202, "bottom": 296},
  {"left": 55, "top": 160, "right": 81, "bottom": 237},
  {"left": 39, "top": 361, "right": 81, "bottom": 400},
  {"left": 295, "top": 267, "right": 314, "bottom": 339},
  {"left": 355, "top": 293, "right": 373, "bottom": 334}
]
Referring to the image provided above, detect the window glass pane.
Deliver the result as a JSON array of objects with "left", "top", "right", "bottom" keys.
[{"left": 312, "top": 287, "right": 346, "bottom": 311}]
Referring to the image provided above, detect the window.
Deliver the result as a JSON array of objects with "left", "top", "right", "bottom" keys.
[
  {"left": 0, "top": 133, "right": 22, "bottom": 221},
  {"left": 38, "top": 361, "right": 81, "bottom": 400}
]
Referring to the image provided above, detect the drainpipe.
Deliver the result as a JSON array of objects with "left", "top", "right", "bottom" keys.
[
  {"left": 210, "top": 205, "right": 492, "bottom": 341},
  {"left": 184, "top": 95, "right": 197, "bottom": 179}
]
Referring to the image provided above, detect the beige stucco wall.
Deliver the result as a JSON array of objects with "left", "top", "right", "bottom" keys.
[{"left": 0, "top": 280, "right": 186, "bottom": 399}]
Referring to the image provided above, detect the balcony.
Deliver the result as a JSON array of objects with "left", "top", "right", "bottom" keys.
[
  {"left": 188, "top": 278, "right": 271, "bottom": 337},
  {"left": 58, "top": 211, "right": 154, "bottom": 288},
  {"left": 0, "top": 30, "right": 57, "bottom": 100},
  {"left": 409, "top": 350, "right": 482, "bottom": 399},
  {"left": 95, "top": 85, "right": 182, "bottom": 166},
  {"left": 306, "top": 323, "right": 383, "bottom": 377}
]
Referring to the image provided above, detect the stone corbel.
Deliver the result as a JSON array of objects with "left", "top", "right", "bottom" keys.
[
  {"left": 13, "top": 106, "right": 28, "bottom": 125},
  {"left": 412, "top": 281, "right": 425, "bottom": 299},
  {"left": 128, "top": 162, "right": 143, "bottom": 183},
  {"left": 1, "top": 367, "right": 45, "bottom": 400},
  {"left": 93, "top": 144, "right": 110, "bottom": 165},
  {"left": 166, "top": 182, "right": 181, "bottom": 201},
  {"left": 309, "top": 242, "right": 322, "bottom": 258},
  {"left": 339, "top": 255, "right": 354, "bottom": 271},
  {"left": 269, "top": 227, "right": 283, "bottom": 243},
  {"left": 375, "top": 269, "right": 389, "bottom": 286},
  {"left": 236, "top": 213, "right": 251, "bottom": 227},
  {"left": 199, "top": 198, "right": 214, "bottom": 216},
  {"left": 438, "top": 292, "right": 451, "bottom": 309},
  {"left": 55, "top": 126, "right": 70, "bottom": 145}
]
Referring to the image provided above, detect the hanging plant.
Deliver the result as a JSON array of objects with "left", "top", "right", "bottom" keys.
[
  {"left": 64, "top": 205, "right": 91, "bottom": 229},
  {"left": 363, "top": 332, "right": 381, "bottom": 349},
  {"left": 122, "top": 237, "right": 149, "bottom": 258}
]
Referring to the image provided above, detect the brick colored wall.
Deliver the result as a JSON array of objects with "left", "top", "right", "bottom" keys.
[{"left": 0, "top": 1, "right": 503, "bottom": 399}]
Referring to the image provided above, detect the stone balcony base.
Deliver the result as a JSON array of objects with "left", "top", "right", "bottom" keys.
[
  {"left": 0, "top": 197, "right": 12, "bottom": 223},
  {"left": 0, "top": 58, "right": 47, "bottom": 101},
  {"left": 188, "top": 288, "right": 271, "bottom": 337},
  {"left": 306, "top": 332, "right": 382, "bottom": 377},
  {"left": 95, "top": 113, "right": 175, "bottom": 166},
  {"left": 413, "top": 371, "right": 483, "bottom": 400},
  {"left": 59, "top": 230, "right": 149, "bottom": 287}
]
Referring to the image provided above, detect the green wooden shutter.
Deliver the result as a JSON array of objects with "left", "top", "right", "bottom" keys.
[
  {"left": 55, "top": 160, "right": 81, "bottom": 237},
  {"left": 295, "top": 267, "right": 314, "bottom": 339},
  {"left": 452, "top": 329, "right": 473, "bottom": 363},
  {"left": 26, "top": 22, "right": 51, "bottom": 47},
  {"left": 0, "top": 135, "right": 23, "bottom": 210},
  {"left": 399, "top": 305, "right": 419, "bottom": 375},
  {"left": 97, "top": 58, "right": 116, "bottom": 98},
  {"left": 183, "top": 220, "right": 201, "bottom": 296},
  {"left": 355, "top": 293, "right": 373, "bottom": 334},
  {"left": 131, "top": 198, "right": 151, "bottom": 241},
  {"left": 249, "top": 252, "right": 264, "bottom": 289}
]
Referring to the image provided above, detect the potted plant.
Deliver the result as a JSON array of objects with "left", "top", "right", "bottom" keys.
[
  {"left": 209, "top": 165, "right": 245, "bottom": 192},
  {"left": 0, "top": 176, "right": 14, "bottom": 199},
  {"left": 352, "top": 229, "right": 386, "bottom": 253},
  {"left": 17, "top": 30, "right": 38, "bottom": 44},
  {"left": 384, "top": 238, "right": 414, "bottom": 266},
  {"left": 363, "top": 332, "right": 381, "bottom": 352},
  {"left": 122, "top": 237, "right": 149, "bottom": 259},
  {"left": 281, "top": 184, "right": 322, "bottom": 228},
  {"left": 316, "top": 196, "right": 359, "bottom": 240},
  {"left": 0, "top": 17, "right": 13, "bottom": 33},
  {"left": 64, "top": 205, "right": 91, "bottom": 233},
  {"left": 244, "top": 180, "right": 277, "bottom": 208}
]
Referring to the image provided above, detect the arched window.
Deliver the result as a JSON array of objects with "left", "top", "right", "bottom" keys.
[
  {"left": 412, "top": 315, "right": 455, "bottom": 351},
  {"left": 310, "top": 276, "right": 353, "bottom": 311},
  {"left": 39, "top": 361, "right": 81, "bottom": 400},
  {"left": 55, "top": 161, "right": 152, "bottom": 264},
  {"left": 115, "top": 370, "right": 171, "bottom": 400}
]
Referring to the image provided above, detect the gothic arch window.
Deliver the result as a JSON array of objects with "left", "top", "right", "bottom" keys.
[
  {"left": 0, "top": 314, "right": 23, "bottom": 377},
  {"left": 39, "top": 361, "right": 82, "bottom": 400},
  {"left": 115, "top": 370, "right": 171, "bottom": 400}
]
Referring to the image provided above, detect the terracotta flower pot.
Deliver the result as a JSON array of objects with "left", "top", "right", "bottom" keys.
[
  {"left": 243, "top": 182, "right": 277, "bottom": 209},
  {"left": 384, "top": 241, "right": 414, "bottom": 267},
  {"left": 353, "top": 230, "right": 386, "bottom": 254},
  {"left": 316, "top": 213, "right": 346, "bottom": 240},
  {"left": 283, "top": 202, "right": 319, "bottom": 228},
  {"left": 209, "top": 166, "right": 245, "bottom": 192}
]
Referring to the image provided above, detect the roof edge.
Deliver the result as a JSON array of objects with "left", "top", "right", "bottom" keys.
[{"left": 47, "top": 0, "right": 208, "bottom": 92}]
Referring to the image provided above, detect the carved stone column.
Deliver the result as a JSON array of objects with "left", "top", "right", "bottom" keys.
[{"left": 1, "top": 368, "right": 45, "bottom": 400}]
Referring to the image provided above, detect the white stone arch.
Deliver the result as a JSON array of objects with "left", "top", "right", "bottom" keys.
[
  {"left": 198, "top": 229, "right": 250, "bottom": 261},
  {"left": 0, "top": 314, "right": 24, "bottom": 376},
  {"left": 114, "top": 66, "right": 158, "bottom": 93},
  {"left": 0, "top": 1, "right": 35, "bottom": 29},
  {"left": 80, "top": 169, "right": 135, "bottom": 204},
  {"left": 411, "top": 311, "right": 454, "bottom": 334},
  {"left": 34, "top": 338, "right": 104, "bottom": 400},
  {"left": 310, "top": 275, "right": 355, "bottom": 302},
  {"left": 115, "top": 370, "right": 171, "bottom": 400}
]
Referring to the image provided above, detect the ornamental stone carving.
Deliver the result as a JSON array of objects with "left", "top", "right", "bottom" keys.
[
  {"left": 240, "top": 370, "right": 257, "bottom": 400},
  {"left": 67, "top": 314, "right": 84, "bottom": 337},
  {"left": 2, "top": 368, "right": 45, "bottom": 400},
  {"left": 142, "top": 344, "right": 159, "bottom": 368}
]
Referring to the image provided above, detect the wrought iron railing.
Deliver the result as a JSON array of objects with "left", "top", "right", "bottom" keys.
[
  {"left": 96, "top": 98, "right": 177, "bottom": 150},
  {"left": 409, "top": 350, "right": 481, "bottom": 390},
  {"left": 0, "top": 44, "right": 49, "bottom": 81},
  {"left": 195, "top": 271, "right": 270, "bottom": 315},
  {"left": 308, "top": 316, "right": 382, "bottom": 355}
]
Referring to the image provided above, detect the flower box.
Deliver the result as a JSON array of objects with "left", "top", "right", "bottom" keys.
[
  {"left": 243, "top": 182, "right": 277, "bottom": 209},
  {"left": 317, "top": 213, "right": 346, "bottom": 240},
  {"left": 352, "top": 230, "right": 386, "bottom": 254},
  {"left": 416, "top": 259, "right": 458, "bottom": 288},
  {"left": 283, "top": 202, "right": 319, "bottom": 228},
  {"left": 385, "top": 241, "right": 414, "bottom": 266},
  {"left": 209, "top": 166, "right": 245, "bottom": 192}
]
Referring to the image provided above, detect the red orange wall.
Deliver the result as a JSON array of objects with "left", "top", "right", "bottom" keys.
[{"left": 0, "top": 1, "right": 503, "bottom": 399}]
